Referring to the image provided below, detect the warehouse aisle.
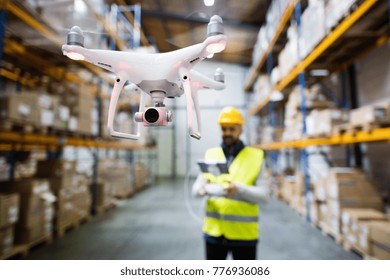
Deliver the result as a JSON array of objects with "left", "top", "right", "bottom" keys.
[{"left": 25, "top": 179, "right": 360, "bottom": 260}]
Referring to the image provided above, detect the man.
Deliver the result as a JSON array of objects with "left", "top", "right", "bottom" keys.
[{"left": 192, "top": 106, "right": 269, "bottom": 260}]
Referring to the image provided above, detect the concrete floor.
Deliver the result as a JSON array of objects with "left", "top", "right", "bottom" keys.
[{"left": 26, "top": 178, "right": 360, "bottom": 260}]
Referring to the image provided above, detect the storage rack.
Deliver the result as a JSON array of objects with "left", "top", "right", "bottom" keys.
[
  {"left": 0, "top": 0, "right": 157, "bottom": 213},
  {"left": 247, "top": 0, "right": 388, "bottom": 114},
  {"left": 246, "top": 0, "right": 389, "bottom": 224}
]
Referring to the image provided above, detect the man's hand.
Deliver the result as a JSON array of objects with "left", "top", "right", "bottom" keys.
[
  {"left": 224, "top": 182, "right": 238, "bottom": 198},
  {"left": 199, "top": 179, "right": 211, "bottom": 196}
]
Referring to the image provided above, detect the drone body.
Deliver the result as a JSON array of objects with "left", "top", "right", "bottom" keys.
[{"left": 62, "top": 15, "right": 227, "bottom": 140}]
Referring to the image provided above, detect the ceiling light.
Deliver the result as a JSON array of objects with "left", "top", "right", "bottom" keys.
[
  {"left": 204, "top": 0, "right": 215, "bottom": 7},
  {"left": 310, "top": 69, "right": 329, "bottom": 77},
  {"left": 74, "top": 0, "right": 87, "bottom": 14}
]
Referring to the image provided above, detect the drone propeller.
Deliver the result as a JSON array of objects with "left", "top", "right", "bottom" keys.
[
  {"left": 167, "top": 24, "right": 252, "bottom": 54},
  {"left": 55, "top": 26, "right": 108, "bottom": 36}
]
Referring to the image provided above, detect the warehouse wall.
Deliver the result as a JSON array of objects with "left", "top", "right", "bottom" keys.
[
  {"left": 355, "top": 43, "right": 390, "bottom": 203},
  {"left": 155, "top": 61, "right": 249, "bottom": 177}
]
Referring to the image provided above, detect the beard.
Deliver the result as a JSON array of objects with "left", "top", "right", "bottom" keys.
[{"left": 223, "top": 136, "right": 237, "bottom": 147}]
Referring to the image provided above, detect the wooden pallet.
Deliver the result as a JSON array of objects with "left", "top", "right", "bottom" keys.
[
  {"left": 342, "top": 241, "right": 366, "bottom": 257},
  {"left": 115, "top": 191, "right": 136, "bottom": 200},
  {"left": 96, "top": 202, "right": 116, "bottom": 216},
  {"left": 0, "top": 245, "right": 29, "bottom": 260},
  {"left": 55, "top": 215, "right": 90, "bottom": 238},
  {"left": 364, "top": 255, "right": 378, "bottom": 260},
  {"left": 342, "top": 241, "right": 379, "bottom": 260},
  {"left": 319, "top": 222, "right": 343, "bottom": 244},
  {"left": 307, "top": 133, "right": 332, "bottom": 139},
  {"left": 27, "top": 234, "right": 53, "bottom": 249},
  {"left": 0, "top": 120, "right": 36, "bottom": 133},
  {"left": 1, "top": 119, "right": 53, "bottom": 134},
  {"left": 332, "top": 123, "right": 350, "bottom": 135},
  {"left": 348, "top": 122, "right": 389, "bottom": 134}
]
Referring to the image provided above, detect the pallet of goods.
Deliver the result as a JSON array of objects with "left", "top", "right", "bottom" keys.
[{"left": 349, "top": 103, "right": 390, "bottom": 132}]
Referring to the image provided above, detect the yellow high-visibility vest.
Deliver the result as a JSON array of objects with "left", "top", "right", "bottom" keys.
[{"left": 203, "top": 146, "right": 264, "bottom": 240}]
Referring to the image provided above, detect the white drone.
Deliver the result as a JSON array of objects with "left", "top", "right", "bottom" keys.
[{"left": 62, "top": 15, "right": 227, "bottom": 140}]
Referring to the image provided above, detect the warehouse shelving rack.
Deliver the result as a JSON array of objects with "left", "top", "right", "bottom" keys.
[
  {"left": 246, "top": 0, "right": 390, "bottom": 223},
  {"left": 256, "top": 127, "right": 390, "bottom": 150},
  {"left": 247, "top": 0, "right": 388, "bottom": 114},
  {"left": 0, "top": 0, "right": 157, "bottom": 214},
  {"left": 245, "top": 0, "right": 298, "bottom": 93}
]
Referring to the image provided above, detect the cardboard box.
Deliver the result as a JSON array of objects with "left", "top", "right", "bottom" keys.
[
  {"left": 135, "top": 164, "right": 149, "bottom": 191},
  {"left": 15, "top": 224, "right": 45, "bottom": 244},
  {"left": 0, "top": 193, "right": 20, "bottom": 228},
  {"left": 350, "top": 103, "right": 390, "bottom": 127},
  {"left": 326, "top": 169, "right": 384, "bottom": 211},
  {"left": 341, "top": 209, "right": 386, "bottom": 253},
  {"left": 307, "top": 109, "right": 348, "bottom": 137},
  {"left": 38, "top": 94, "right": 59, "bottom": 127},
  {"left": 369, "top": 221, "right": 390, "bottom": 245},
  {"left": 328, "top": 197, "right": 384, "bottom": 217},
  {"left": 341, "top": 208, "right": 386, "bottom": 231},
  {"left": 372, "top": 243, "right": 390, "bottom": 260},
  {"left": 357, "top": 221, "right": 390, "bottom": 256},
  {"left": 0, "top": 92, "right": 39, "bottom": 125},
  {"left": 0, "top": 226, "right": 14, "bottom": 254},
  {"left": 77, "top": 116, "right": 93, "bottom": 135},
  {"left": 35, "top": 159, "right": 76, "bottom": 178},
  {"left": 5, "top": 178, "right": 50, "bottom": 195}
]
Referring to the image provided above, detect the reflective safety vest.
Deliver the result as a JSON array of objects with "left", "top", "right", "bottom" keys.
[{"left": 203, "top": 146, "right": 264, "bottom": 240}]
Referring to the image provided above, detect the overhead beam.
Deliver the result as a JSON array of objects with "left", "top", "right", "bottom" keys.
[{"left": 140, "top": 9, "right": 261, "bottom": 31}]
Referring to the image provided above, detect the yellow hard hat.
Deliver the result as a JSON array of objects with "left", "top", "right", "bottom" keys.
[{"left": 217, "top": 106, "right": 245, "bottom": 125}]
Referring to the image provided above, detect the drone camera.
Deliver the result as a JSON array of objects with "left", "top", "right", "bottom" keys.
[{"left": 135, "top": 107, "right": 173, "bottom": 127}]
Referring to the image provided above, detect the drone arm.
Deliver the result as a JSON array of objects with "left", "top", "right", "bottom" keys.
[
  {"left": 180, "top": 68, "right": 201, "bottom": 140},
  {"left": 62, "top": 45, "right": 99, "bottom": 63},
  {"left": 190, "top": 70, "right": 225, "bottom": 91},
  {"left": 107, "top": 78, "right": 144, "bottom": 140},
  {"left": 199, "top": 34, "right": 227, "bottom": 59}
]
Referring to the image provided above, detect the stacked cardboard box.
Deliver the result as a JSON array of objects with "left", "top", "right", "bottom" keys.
[
  {"left": 260, "top": 126, "right": 284, "bottom": 144},
  {"left": 98, "top": 159, "right": 135, "bottom": 198},
  {"left": 325, "top": 0, "right": 357, "bottom": 33},
  {"left": 61, "top": 85, "right": 97, "bottom": 135},
  {"left": 0, "top": 91, "right": 39, "bottom": 126},
  {"left": 341, "top": 208, "right": 386, "bottom": 255},
  {"left": 53, "top": 104, "right": 71, "bottom": 131},
  {"left": 13, "top": 150, "right": 46, "bottom": 180},
  {"left": 282, "top": 86, "right": 333, "bottom": 141},
  {"left": 299, "top": 0, "right": 326, "bottom": 59},
  {"left": 350, "top": 103, "right": 390, "bottom": 128},
  {"left": 306, "top": 109, "right": 348, "bottom": 138},
  {"left": 278, "top": 25, "right": 299, "bottom": 79},
  {"left": 93, "top": 182, "right": 115, "bottom": 213},
  {"left": 0, "top": 157, "right": 9, "bottom": 181},
  {"left": 0, "top": 193, "right": 20, "bottom": 254},
  {"left": 4, "top": 179, "right": 55, "bottom": 244},
  {"left": 356, "top": 221, "right": 390, "bottom": 259},
  {"left": 322, "top": 168, "right": 384, "bottom": 238},
  {"left": 35, "top": 159, "right": 91, "bottom": 233},
  {"left": 134, "top": 163, "right": 149, "bottom": 191},
  {"left": 38, "top": 93, "right": 59, "bottom": 128},
  {"left": 312, "top": 177, "right": 328, "bottom": 225},
  {"left": 101, "top": 99, "right": 110, "bottom": 138},
  {"left": 279, "top": 176, "right": 295, "bottom": 204}
]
